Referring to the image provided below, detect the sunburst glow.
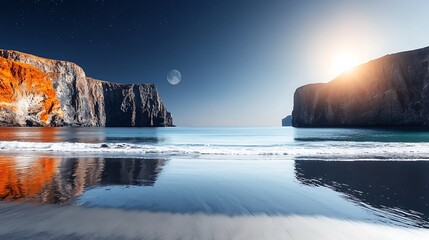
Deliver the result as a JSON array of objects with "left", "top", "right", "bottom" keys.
[{"left": 331, "top": 53, "right": 360, "bottom": 77}]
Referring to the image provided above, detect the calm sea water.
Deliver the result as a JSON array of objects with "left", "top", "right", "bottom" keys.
[{"left": 1, "top": 127, "right": 429, "bottom": 239}]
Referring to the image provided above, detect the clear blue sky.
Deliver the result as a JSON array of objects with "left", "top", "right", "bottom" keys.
[{"left": 2, "top": 0, "right": 429, "bottom": 126}]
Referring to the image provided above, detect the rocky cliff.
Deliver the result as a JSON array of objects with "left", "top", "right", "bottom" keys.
[
  {"left": 292, "top": 46, "right": 429, "bottom": 127},
  {"left": 0, "top": 57, "right": 63, "bottom": 126},
  {"left": 0, "top": 50, "right": 173, "bottom": 127}
]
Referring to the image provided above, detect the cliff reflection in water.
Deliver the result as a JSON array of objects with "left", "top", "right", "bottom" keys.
[
  {"left": 295, "top": 160, "right": 429, "bottom": 228},
  {"left": 0, "top": 156, "right": 166, "bottom": 204},
  {"left": 0, "top": 127, "right": 163, "bottom": 144}
]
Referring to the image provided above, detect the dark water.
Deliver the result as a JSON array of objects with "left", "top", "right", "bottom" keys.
[{"left": 1, "top": 127, "right": 429, "bottom": 239}]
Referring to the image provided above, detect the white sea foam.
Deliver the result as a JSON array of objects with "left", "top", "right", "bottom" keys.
[{"left": 0, "top": 140, "right": 428, "bottom": 159}]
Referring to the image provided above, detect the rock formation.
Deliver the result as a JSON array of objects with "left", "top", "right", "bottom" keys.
[
  {"left": 0, "top": 49, "right": 173, "bottom": 127},
  {"left": 281, "top": 115, "right": 292, "bottom": 126},
  {"left": 292, "top": 46, "right": 429, "bottom": 127},
  {"left": 0, "top": 57, "right": 63, "bottom": 126}
]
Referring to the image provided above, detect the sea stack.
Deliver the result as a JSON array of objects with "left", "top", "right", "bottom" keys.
[
  {"left": 282, "top": 115, "right": 292, "bottom": 126},
  {"left": 292, "top": 46, "right": 429, "bottom": 127},
  {"left": 0, "top": 49, "right": 173, "bottom": 127}
]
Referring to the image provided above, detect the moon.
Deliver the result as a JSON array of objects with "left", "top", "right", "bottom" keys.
[{"left": 167, "top": 69, "right": 181, "bottom": 85}]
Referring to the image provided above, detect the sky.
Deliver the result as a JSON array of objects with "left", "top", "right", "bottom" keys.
[{"left": 1, "top": 0, "right": 429, "bottom": 126}]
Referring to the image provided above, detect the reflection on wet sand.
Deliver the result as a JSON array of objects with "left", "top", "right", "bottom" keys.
[
  {"left": 0, "top": 156, "right": 166, "bottom": 204},
  {"left": 0, "top": 157, "right": 57, "bottom": 201},
  {"left": 102, "top": 158, "right": 165, "bottom": 186},
  {"left": 295, "top": 160, "right": 429, "bottom": 228}
]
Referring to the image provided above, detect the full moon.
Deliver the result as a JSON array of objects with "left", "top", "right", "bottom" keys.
[{"left": 167, "top": 69, "right": 181, "bottom": 85}]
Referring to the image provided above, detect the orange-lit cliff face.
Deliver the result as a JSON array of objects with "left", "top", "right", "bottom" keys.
[
  {"left": 0, "top": 49, "right": 174, "bottom": 127},
  {"left": 0, "top": 56, "right": 63, "bottom": 126}
]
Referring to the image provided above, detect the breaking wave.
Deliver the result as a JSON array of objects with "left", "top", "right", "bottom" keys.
[{"left": 1, "top": 140, "right": 429, "bottom": 160}]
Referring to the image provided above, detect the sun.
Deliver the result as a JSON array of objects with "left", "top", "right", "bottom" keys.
[{"left": 331, "top": 52, "right": 360, "bottom": 77}]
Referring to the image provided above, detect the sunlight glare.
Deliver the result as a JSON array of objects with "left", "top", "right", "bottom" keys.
[{"left": 332, "top": 52, "right": 360, "bottom": 77}]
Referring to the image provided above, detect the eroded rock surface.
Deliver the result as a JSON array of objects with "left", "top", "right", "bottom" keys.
[
  {"left": 293, "top": 46, "right": 429, "bottom": 127},
  {"left": 0, "top": 50, "right": 173, "bottom": 127},
  {"left": 0, "top": 57, "right": 63, "bottom": 126}
]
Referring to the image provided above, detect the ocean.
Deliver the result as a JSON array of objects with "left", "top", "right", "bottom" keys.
[{"left": 0, "top": 127, "right": 429, "bottom": 239}]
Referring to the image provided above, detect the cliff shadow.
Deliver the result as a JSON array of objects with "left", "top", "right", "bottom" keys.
[{"left": 102, "top": 85, "right": 151, "bottom": 127}]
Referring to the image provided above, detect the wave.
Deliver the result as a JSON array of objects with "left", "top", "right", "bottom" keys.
[{"left": 1, "top": 141, "right": 429, "bottom": 159}]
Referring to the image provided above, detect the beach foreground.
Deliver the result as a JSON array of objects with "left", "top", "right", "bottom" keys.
[
  {"left": 0, "top": 127, "right": 429, "bottom": 239},
  {"left": 1, "top": 203, "right": 428, "bottom": 240}
]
